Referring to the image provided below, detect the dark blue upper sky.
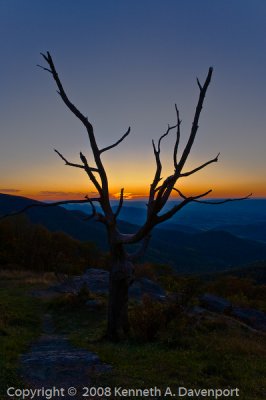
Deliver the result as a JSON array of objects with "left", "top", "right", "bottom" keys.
[{"left": 0, "top": 0, "right": 265, "bottom": 199}]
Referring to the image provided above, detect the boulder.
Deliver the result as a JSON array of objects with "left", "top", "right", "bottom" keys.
[
  {"left": 231, "top": 307, "right": 266, "bottom": 331},
  {"left": 199, "top": 293, "right": 232, "bottom": 313},
  {"left": 48, "top": 268, "right": 166, "bottom": 302}
]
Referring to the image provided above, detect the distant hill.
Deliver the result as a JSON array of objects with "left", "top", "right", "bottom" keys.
[
  {"left": 0, "top": 193, "right": 108, "bottom": 249},
  {"left": 1, "top": 193, "right": 266, "bottom": 274},
  {"left": 211, "top": 222, "right": 266, "bottom": 243},
  {"left": 221, "top": 261, "right": 266, "bottom": 284},
  {"left": 146, "top": 228, "right": 266, "bottom": 274}
]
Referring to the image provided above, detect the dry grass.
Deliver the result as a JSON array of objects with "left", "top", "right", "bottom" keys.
[{"left": 0, "top": 268, "right": 57, "bottom": 284}]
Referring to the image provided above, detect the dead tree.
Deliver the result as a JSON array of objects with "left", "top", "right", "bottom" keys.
[{"left": 36, "top": 52, "right": 250, "bottom": 340}]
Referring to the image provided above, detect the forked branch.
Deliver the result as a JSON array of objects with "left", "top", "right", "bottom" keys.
[
  {"left": 156, "top": 189, "right": 212, "bottom": 224},
  {"left": 39, "top": 51, "right": 112, "bottom": 215},
  {"left": 173, "top": 188, "right": 252, "bottom": 204},
  {"left": 148, "top": 121, "right": 178, "bottom": 207},
  {"left": 54, "top": 148, "right": 95, "bottom": 170}
]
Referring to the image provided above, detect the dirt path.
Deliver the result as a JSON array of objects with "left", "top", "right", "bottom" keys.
[{"left": 20, "top": 313, "right": 111, "bottom": 399}]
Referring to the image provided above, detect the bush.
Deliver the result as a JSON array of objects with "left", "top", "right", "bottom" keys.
[
  {"left": 130, "top": 294, "right": 185, "bottom": 342},
  {"left": 130, "top": 295, "right": 166, "bottom": 341}
]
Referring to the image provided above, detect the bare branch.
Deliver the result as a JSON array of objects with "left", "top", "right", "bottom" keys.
[
  {"left": 173, "top": 104, "right": 181, "bottom": 170},
  {"left": 158, "top": 123, "right": 177, "bottom": 152},
  {"left": 191, "top": 193, "right": 252, "bottom": 205},
  {"left": 173, "top": 188, "right": 252, "bottom": 204},
  {"left": 180, "top": 153, "right": 220, "bottom": 177},
  {"left": 40, "top": 52, "right": 90, "bottom": 127},
  {"left": 0, "top": 198, "right": 101, "bottom": 220},
  {"left": 196, "top": 77, "right": 202, "bottom": 91},
  {"left": 177, "top": 67, "right": 213, "bottom": 173},
  {"left": 100, "top": 127, "right": 131, "bottom": 154},
  {"left": 54, "top": 149, "right": 85, "bottom": 169},
  {"left": 148, "top": 122, "right": 177, "bottom": 208},
  {"left": 39, "top": 52, "right": 113, "bottom": 216},
  {"left": 156, "top": 189, "right": 212, "bottom": 224},
  {"left": 115, "top": 188, "right": 124, "bottom": 218},
  {"left": 79, "top": 152, "right": 102, "bottom": 193},
  {"left": 82, "top": 197, "right": 97, "bottom": 220},
  {"left": 37, "top": 64, "right": 52, "bottom": 73},
  {"left": 148, "top": 141, "right": 162, "bottom": 205}
]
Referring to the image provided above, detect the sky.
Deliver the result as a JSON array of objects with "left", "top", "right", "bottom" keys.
[{"left": 0, "top": 0, "right": 265, "bottom": 201}]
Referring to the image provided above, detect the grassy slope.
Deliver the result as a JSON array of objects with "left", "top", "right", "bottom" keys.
[
  {"left": 1, "top": 271, "right": 266, "bottom": 400},
  {"left": 51, "top": 294, "right": 266, "bottom": 400},
  {"left": 0, "top": 271, "right": 54, "bottom": 397}
]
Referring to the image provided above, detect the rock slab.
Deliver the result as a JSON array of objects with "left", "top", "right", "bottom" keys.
[{"left": 20, "top": 314, "right": 111, "bottom": 397}]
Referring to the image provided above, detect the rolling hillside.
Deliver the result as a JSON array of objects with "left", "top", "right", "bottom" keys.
[{"left": 1, "top": 193, "right": 266, "bottom": 274}]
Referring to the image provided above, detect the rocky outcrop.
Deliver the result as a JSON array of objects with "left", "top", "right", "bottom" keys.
[
  {"left": 34, "top": 268, "right": 166, "bottom": 302},
  {"left": 199, "top": 293, "right": 266, "bottom": 332}
]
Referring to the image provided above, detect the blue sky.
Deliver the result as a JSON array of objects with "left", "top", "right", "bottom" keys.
[{"left": 0, "top": 0, "right": 265, "bottom": 199}]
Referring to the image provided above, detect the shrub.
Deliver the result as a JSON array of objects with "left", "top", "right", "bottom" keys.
[
  {"left": 130, "top": 295, "right": 166, "bottom": 341},
  {"left": 130, "top": 294, "right": 185, "bottom": 342}
]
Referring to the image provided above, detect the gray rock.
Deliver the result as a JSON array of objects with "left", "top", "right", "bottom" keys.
[
  {"left": 231, "top": 307, "right": 266, "bottom": 331},
  {"left": 49, "top": 268, "right": 166, "bottom": 301},
  {"left": 132, "top": 277, "right": 166, "bottom": 301},
  {"left": 199, "top": 293, "right": 266, "bottom": 332},
  {"left": 200, "top": 293, "right": 232, "bottom": 313},
  {"left": 20, "top": 314, "right": 111, "bottom": 396}
]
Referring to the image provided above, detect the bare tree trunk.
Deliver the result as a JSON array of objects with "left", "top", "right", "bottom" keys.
[
  {"left": 33, "top": 54, "right": 251, "bottom": 341},
  {"left": 107, "top": 243, "right": 134, "bottom": 341}
]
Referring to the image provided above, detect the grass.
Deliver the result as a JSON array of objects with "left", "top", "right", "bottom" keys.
[
  {"left": 49, "top": 293, "right": 266, "bottom": 400},
  {"left": 1, "top": 269, "right": 266, "bottom": 400},
  {"left": 0, "top": 270, "right": 53, "bottom": 398}
]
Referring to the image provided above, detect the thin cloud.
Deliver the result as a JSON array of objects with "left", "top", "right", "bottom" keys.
[
  {"left": 39, "top": 191, "right": 85, "bottom": 196},
  {"left": 0, "top": 188, "right": 21, "bottom": 193},
  {"left": 112, "top": 192, "right": 145, "bottom": 200}
]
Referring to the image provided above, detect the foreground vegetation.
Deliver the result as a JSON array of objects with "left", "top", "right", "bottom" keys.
[
  {"left": 51, "top": 294, "right": 266, "bottom": 400},
  {"left": 0, "top": 270, "right": 54, "bottom": 396},
  {"left": 1, "top": 268, "right": 265, "bottom": 400}
]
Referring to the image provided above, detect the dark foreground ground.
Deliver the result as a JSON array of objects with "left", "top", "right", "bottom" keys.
[{"left": 1, "top": 269, "right": 266, "bottom": 400}]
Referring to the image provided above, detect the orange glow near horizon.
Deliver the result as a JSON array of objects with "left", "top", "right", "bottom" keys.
[{"left": 3, "top": 180, "right": 265, "bottom": 202}]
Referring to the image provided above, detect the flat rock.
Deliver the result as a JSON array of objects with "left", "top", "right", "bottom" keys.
[
  {"left": 33, "top": 268, "right": 166, "bottom": 301},
  {"left": 200, "top": 293, "right": 266, "bottom": 332},
  {"left": 231, "top": 306, "right": 266, "bottom": 331},
  {"left": 200, "top": 293, "right": 232, "bottom": 313},
  {"left": 20, "top": 315, "right": 111, "bottom": 397}
]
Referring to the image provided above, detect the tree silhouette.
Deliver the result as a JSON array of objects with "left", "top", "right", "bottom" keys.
[{"left": 9, "top": 52, "right": 251, "bottom": 340}]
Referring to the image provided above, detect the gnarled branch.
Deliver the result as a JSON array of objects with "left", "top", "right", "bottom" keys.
[
  {"left": 156, "top": 189, "right": 212, "bottom": 224},
  {"left": 114, "top": 188, "right": 124, "bottom": 218},
  {"left": 173, "top": 188, "right": 252, "bottom": 204},
  {"left": 79, "top": 152, "right": 102, "bottom": 194},
  {"left": 54, "top": 149, "right": 85, "bottom": 169},
  {"left": 177, "top": 67, "right": 213, "bottom": 173},
  {"left": 100, "top": 128, "right": 131, "bottom": 154},
  {"left": 0, "top": 197, "right": 101, "bottom": 220},
  {"left": 173, "top": 104, "right": 181, "bottom": 170},
  {"left": 180, "top": 153, "right": 220, "bottom": 177},
  {"left": 148, "top": 122, "right": 178, "bottom": 208},
  {"left": 39, "top": 51, "right": 113, "bottom": 217}
]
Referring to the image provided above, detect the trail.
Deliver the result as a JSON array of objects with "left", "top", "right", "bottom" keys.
[{"left": 20, "top": 313, "right": 111, "bottom": 399}]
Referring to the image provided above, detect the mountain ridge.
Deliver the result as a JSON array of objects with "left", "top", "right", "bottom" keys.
[{"left": 1, "top": 193, "right": 266, "bottom": 274}]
